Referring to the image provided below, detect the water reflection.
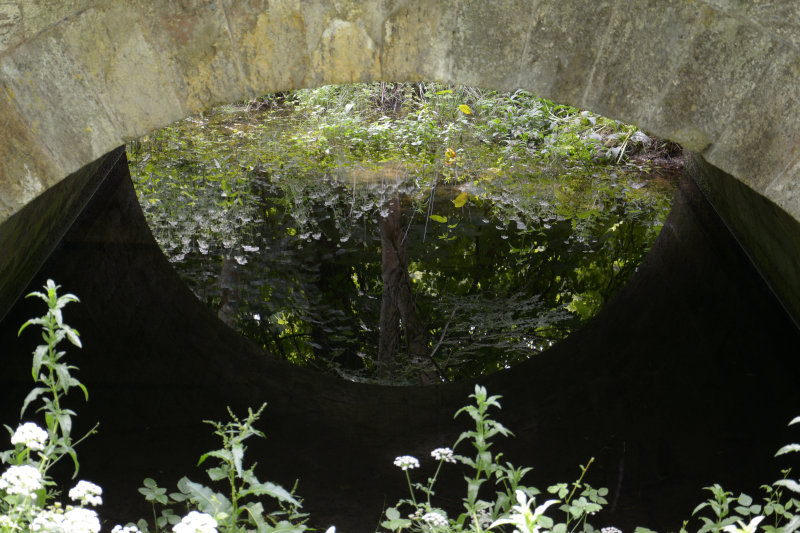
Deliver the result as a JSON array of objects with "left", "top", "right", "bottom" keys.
[{"left": 164, "top": 164, "right": 675, "bottom": 384}]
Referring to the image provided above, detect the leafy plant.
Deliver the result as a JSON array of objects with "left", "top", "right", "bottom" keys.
[
  {"left": 685, "top": 416, "right": 800, "bottom": 533},
  {"left": 381, "top": 385, "right": 609, "bottom": 533},
  {"left": 0, "top": 280, "right": 102, "bottom": 533},
  {"left": 136, "top": 405, "right": 310, "bottom": 533}
]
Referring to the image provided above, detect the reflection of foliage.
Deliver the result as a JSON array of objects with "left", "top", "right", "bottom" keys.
[{"left": 127, "top": 82, "right": 678, "bottom": 384}]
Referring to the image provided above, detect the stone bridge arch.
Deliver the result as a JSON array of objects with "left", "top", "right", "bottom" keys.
[
  {"left": 1, "top": 2, "right": 800, "bottom": 531},
  {"left": 2, "top": 1, "right": 800, "bottom": 319}
]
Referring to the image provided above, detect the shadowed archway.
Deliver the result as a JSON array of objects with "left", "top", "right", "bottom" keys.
[
  {"left": 2, "top": 1, "right": 800, "bottom": 531},
  {"left": 1, "top": 147, "right": 798, "bottom": 531}
]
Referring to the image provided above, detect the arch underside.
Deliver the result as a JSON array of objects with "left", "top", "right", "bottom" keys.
[
  {"left": 3, "top": 0, "right": 800, "bottom": 326},
  {"left": 2, "top": 1, "right": 800, "bottom": 530},
  {"left": 0, "top": 150, "right": 798, "bottom": 531}
]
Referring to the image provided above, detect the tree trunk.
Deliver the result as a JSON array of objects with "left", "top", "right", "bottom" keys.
[
  {"left": 377, "top": 196, "right": 437, "bottom": 382},
  {"left": 217, "top": 254, "right": 239, "bottom": 327}
]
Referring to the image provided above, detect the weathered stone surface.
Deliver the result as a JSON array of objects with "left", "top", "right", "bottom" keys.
[{"left": 1, "top": 0, "right": 800, "bottom": 318}]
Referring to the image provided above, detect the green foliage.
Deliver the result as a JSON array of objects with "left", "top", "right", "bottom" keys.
[
  {"left": 683, "top": 417, "right": 800, "bottom": 533},
  {"left": 3, "top": 289, "right": 800, "bottom": 533},
  {"left": 127, "top": 83, "right": 677, "bottom": 384},
  {"left": 2, "top": 280, "right": 97, "bottom": 479},
  {"left": 136, "top": 405, "right": 307, "bottom": 533},
  {"left": 381, "top": 385, "right": 608, "bottom": 533},
  {"left": 0, "top": 280, "right": 99, "bottom": 533}
]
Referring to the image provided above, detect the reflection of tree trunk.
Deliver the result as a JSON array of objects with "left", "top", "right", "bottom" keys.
[
  {"left": 217, "top": 254, "right": 239, "bottom": 327},
  {"left": 378, "top": 197, "right": 437, "bottom": 383}
]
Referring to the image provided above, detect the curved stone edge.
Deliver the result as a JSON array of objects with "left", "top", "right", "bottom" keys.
[
  {"left": 0, "top": 147, "right": 123, "bottom": 323},
  {"left": 688, "top": 153, "right": 800, "bottom": 328}
]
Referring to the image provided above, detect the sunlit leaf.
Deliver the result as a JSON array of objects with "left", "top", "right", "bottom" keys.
[
  {"left": 452, "top": 191, "right": 468, "bottom": 208},
  {"left": 774, "top": 479, "right": 800, "bottom": 494},
  {"left": 429, "top": 215, "right": 447, "bottom": 223},
  {"left": 459, "top": 104, "right": 472, "bottom": 115},
  {"left": 776, "top": 444, "right": 800, "bottom": 456}
]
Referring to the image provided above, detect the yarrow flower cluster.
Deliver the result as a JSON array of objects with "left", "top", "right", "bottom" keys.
[
  {"left": 11, "top": 422, "right": 48, "bottom": 452},
  {"left": 30, "top": 509, "right": 65, "bottom": 532},
  {"left": 0, "top": 464, "right": 43, "bottom": 496},
  {"left": 113, "top": 525, "right": 143, "bottom": 533},
  {"left": 430, "top": 447, "right": 456, "bottom": 463},
  {"left": 0, "top": 514, "right": 15, "bottom": 529},
  {"left": 173, "top": 511, "right": 218, "bottom": 533},
  {"left": 393, "top": 455, "right": 420, "bottom": 470},
  {"left": 421, "top": 511, "right": 448, "bottom": 528},
  {"left": 69, "top": 480, "right": 103, "bottom": 506},
  {"left": 63, "top": 508, "right": 101, "bottom": 533}
]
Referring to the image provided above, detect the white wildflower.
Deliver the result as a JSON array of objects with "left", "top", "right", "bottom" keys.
[
  {"left": 722, "top": 516, "right": 764, "bottom": 533},
  {"left": 69, "top": 480, "right": 103, "bottom": 507},
  {"left": 0, "top": 514, "right": 17, "bottom": 530},
  {"left": 393, "top": 455, "right": 420, "bottom": 470},
  {"left": 173, "top": 511, "right": 218, "bottom": 533},
  {"left": 242, "top": 245, "right": 260, "bottom": 253},
  {"left": 0, "top": 465, "right": 42, "bottom": 496},
  {"left": 475, "top": 507, "right": 493, "bottom": 528},
  {"left": 11, "top": 423, "right": 48, "bottom": 451},
  {"left": 421, "top": 511, "right": 448, "bottom": 528},
  {"left": 234, "top": 256, "right": 247, "bottom": 265},
  {"left": 430, "top": 447, "right": 455, "bottom": 463},
  {"left": 112, "top": 525, "right": 143, "bottom": 533},
  {"left": 31, "top": 509, "right": 65, "bottom": 532},
  {"left": 63, "top": 508, "right": 101, "bottom": 533},
  {"left": 601, "top": 528, "right": 623, "bottom": 533}
]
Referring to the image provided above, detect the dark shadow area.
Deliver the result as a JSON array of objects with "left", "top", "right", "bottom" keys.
[{"left": 1, "top": 149, "right": 798, "bottom": 532}]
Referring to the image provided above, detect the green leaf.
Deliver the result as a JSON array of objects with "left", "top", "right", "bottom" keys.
[
  {"left": 177, "top": 477, "right": 232, "bottom": 515},
  {"left": 198, "top": 449, "right": 232, "bottom": 466},
  {"left": 776, "top": 444, "right": 800, "bottom": 456},
  {"left": 207, "top": 467, "right": 228, "bottom": 481},
  {"left": 385, "top": 508, "right": 400, "bottom": 521},
  {"left": 20, "top": 387, "right": 47, "bottom": 418},
  {"left": 467, "top": 477, "right": 484, "bottom": 504},
  {"left": 782, "top": 515, "right": 800, "bottom": 533},
  {"left": 64, "top": 327, "right": 82, "bottom": 348},
  {"left": 232, "top": 442, "right": 245, "bottom": 477},
  {"left": 381, "top": 517, "right": 412, "bottom": 532},
  {"left": 241, "top": 479, "right": 300, "bottom": 507},
  {"left": 774, "top": 479, "right": 800, "bottom": 494},
  {"left": 429, "top": 214, "right": 447, "bottom": 223},
  {"left": 452, "top": 191, "right": 468, "bottom": 208},
  {"left": 458, "top": 104, "right": 472, "bottom": 115}
]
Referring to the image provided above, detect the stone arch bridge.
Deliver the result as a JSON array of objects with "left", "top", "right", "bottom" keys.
[{"left": 1, "top": 2, "right": 800, "bottom": 531}]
